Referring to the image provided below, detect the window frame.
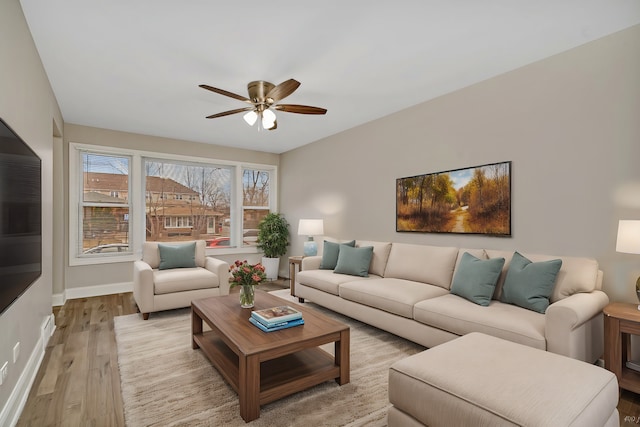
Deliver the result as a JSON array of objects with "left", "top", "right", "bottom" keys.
[{"left": 69, "top": 143, "right": 277, "bottom": 266}]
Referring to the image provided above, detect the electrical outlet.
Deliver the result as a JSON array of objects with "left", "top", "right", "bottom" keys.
[
  {"left": 0, "top": 362, "right": 7, "bottom": 385},
  {"left": 13, "top": 342, "right": 20, "bottom": 363}
]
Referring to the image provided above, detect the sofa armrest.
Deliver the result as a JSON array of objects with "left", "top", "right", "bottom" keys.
[
  {"left": 205, "top": 256, "right": 231, "bottom": 295},
  {"left": 133, "top": 260, "right": 155, "bottom": 314},
  {"left": 301, "top": 256, "right": 322, "bottom": 271},
  {"left": 545, "top": 290, "right": 609, "bottom": 362}
]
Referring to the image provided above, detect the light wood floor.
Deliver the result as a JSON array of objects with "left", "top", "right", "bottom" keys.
[
  {"left": 16, "top": 292, "right": 135, "bottom": 427},
  {"left": 16, "top": 282, "right": 640, "bottom": 426},
  {"left": 15, "top": 280, "right": 288, "bottom": 426}
]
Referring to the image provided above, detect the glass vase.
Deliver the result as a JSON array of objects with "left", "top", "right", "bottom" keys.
[{"left": 239, "top": 285, "right": 255, "bottom": 308}]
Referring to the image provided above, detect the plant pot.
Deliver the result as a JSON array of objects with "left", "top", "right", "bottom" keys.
[{"left": 261, "top": 257, "right": 280, "bottom": 281}]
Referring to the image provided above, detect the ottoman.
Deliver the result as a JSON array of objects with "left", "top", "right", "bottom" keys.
[{"left": 388, "top": 332, "right": 619, "bottom": 427}]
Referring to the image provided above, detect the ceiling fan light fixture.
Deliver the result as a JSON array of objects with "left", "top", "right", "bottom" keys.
[
  {"left": 262, "top": 109, "right": 276, "bottom": 129},
  {"left": 243, "top": 110, "right": 258, "bottom": 126}
]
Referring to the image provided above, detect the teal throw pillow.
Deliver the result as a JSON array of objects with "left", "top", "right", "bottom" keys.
[
  {"left": 450, "top": 252, "right": 505, "bottom": 306},
  {"left": 500, "top": 252, "right": 562, "bottom": 313},
  {"left": 158, "top": 242, "right": 197, "bottom": 270},
  {"left": 334, "top": 245, "right": 374, "bottom": 277},
  {"left": 319, "top": 240, "right": 356, "bottom": 270}
]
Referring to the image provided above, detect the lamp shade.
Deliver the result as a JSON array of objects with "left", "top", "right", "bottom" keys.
[
  {"left": 298, "top": 219, "right": 324, "bottom": 236},
  {"left": 616, "top": 220, "right": 640, "bottom": 254}
]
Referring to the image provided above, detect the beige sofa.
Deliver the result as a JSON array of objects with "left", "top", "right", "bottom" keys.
[
  {"left": 133, "top": 240, "right": 230, "bottom": 319},
  {"left": 295, "top": 240, "right": 608, "bottom": 363}
]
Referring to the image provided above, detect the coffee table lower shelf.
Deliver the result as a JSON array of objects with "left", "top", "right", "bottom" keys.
[{"left": 193, "top": 331, "right": 342, "bottom": 412}]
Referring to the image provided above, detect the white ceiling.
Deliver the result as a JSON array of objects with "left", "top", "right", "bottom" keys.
[{"left": 20, "top": 1, "right": 640, "bottom": 154}]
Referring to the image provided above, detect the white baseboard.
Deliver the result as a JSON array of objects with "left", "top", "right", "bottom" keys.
[
  {"left": 0, "top": 314, "right": 55, "bottom": 427},
  {"left": 52, "top": 281, "right": 133, "bottom": 306},
  {"left": 51, "top": 293, "right": 65, "bottom": 307}
]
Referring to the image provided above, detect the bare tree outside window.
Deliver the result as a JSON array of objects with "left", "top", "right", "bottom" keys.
[
  {"left": 243, "top": 170, "right": 269, "bottom": 206},
  {"left": 144, "top": 159, "right": 231, "bottom": 245}
]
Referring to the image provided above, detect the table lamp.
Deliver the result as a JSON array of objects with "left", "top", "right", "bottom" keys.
[
  {"left": 298, "top": 219, "right": 324, "bottom": 256},
  {"left": 616, "top": 220, "right": 640, "bottom": 309}
]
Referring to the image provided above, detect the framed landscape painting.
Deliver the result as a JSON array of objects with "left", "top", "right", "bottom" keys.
[{"left": 396, "top": 161, "right": 511, "bottom": 236}]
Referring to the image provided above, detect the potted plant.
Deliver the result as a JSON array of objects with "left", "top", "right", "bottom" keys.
[{"left": 257, "top": 213, "right": 290, "bottom": 280}]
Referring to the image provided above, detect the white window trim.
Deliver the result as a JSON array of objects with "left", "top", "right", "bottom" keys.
[{"left": 69, "top": 142, "right": 277, "bottom": 265}]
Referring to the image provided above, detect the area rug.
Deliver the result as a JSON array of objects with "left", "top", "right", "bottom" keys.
[{"left": 114, "top": 295, "right": 424, "bottom": 426}]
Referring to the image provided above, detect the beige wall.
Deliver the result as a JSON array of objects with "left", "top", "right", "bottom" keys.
[
  {"left": 281, "top": 24, "right": 640, "bottom": 303},
  {"left": 59, "top": 124, "right": 279, "bottom": 293},
  {"left": 0, "top": 0, "right": 62, "bottom": 419}
]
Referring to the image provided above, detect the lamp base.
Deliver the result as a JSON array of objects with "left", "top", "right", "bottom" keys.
[{"left": 303, "top": 240, "right": 318, "bottom": 256}]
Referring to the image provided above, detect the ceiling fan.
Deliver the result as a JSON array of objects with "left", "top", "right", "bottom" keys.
[{"left": 199, "top": 79, "right": 327, "bottom": 131}]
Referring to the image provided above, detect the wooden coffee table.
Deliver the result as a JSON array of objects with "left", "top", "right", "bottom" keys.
[{"left": 191, "top": 290, "right": 350, "bottom": 422}]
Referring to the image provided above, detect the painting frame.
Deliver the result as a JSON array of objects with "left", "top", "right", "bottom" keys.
[{"left": 396, "top": 161, "right": 511, "bottom": 236}]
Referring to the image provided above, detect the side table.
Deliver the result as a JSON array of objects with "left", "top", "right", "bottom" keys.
[
  {"left": 288, "top": 256, "right": 304, "bottom": 299},
  {"left": 604, "top": 302, "right": 640, "bottom": 394}
]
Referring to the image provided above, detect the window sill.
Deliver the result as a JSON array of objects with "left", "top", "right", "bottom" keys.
[
  {"left": 68, "top": 247, "right": 259, "bottom": 266},
  {"left": 70, "top": 253, "right": 137, "bottom": 267},
  {"left": 206, "top": 246, "right": 259, "bottom": 256}
]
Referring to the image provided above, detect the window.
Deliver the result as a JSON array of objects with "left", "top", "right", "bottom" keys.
[
  {"left": 144, "top": 159, "right": 231, "bottom": 244},
  {"left": 242, "top": 169, "right": 270, "bottom": 246},
  {"left": 69, "top": 143, "right": 277, "bottom": 264},
  {"left": 77, "top": 152, "right": 132, "bottom": 258},
  {"left": 164, "top": 216, "right": 194, "bottom": 228}
]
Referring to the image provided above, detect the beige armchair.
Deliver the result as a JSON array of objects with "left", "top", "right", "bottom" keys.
[{"left": 133, "top": 240, "right": 230, "bottom": 319}]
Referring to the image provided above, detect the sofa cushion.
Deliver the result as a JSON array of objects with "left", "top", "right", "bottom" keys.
[
  {"left": 384, "top": 243, "right": 458, "bottom": 289},
  {"left": 450, "top": 253, "right": 505, "bottom": 306},
  {"left": 334, "top": 245, "right": 374, "bottom": 277},
  {"left": 356, "top": 240, "right": 392, "bottom": 276},
  {"left": 319, "top": 240, "right": 355, "bottom": 270},
  {"left": 158, "top": 242, "right": 197, "bottom": 270},
  {"left": 486, "top": 249, "right": 598, "bottom": 303},
  {"left": 297, "top": 269, "right": 373, "bottom": 295},
  {"left": 153, "top": 267, "right": 218, "bottom": 294},
  {"left": 413, "top": 294, "right": 546, "bottom": 349},
  {"left": 339, "top": 278, "right": 449, "bottom": 318},
  {"left": 500, "top": 252, "right": 562, "bottom": 313}
]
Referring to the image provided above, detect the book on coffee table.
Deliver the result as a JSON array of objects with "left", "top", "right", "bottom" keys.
[
  {"left": 249, "top": 316, "right": 305, "bottom": 332},
  {"left": 251, "top": 305, "right": 302, "bottom": 325}
]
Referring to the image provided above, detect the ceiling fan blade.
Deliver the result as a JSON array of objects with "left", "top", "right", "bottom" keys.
[
  {"left": 265, "top": 79, "right": 300, "bottom": 102},
  {"left": 275, "top": 104, "right": 327, "bottom": 115},
  {"left": 206, "top": 106, "right": 254, "bottom": 119},
  {"left": 199, "top": 84, "right": 251, "bottom": 103},
  {"left": 267, "top": 120, "right": 277, "bottom": 131}
]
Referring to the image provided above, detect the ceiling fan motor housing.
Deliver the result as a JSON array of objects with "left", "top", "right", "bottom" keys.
[{"left": 247, "top": 81, "right": 276, "bottom": 106}]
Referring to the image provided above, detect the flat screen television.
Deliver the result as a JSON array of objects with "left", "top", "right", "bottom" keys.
[{"left": 0, "top": 117, "right": 42, "bottom": 315}]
